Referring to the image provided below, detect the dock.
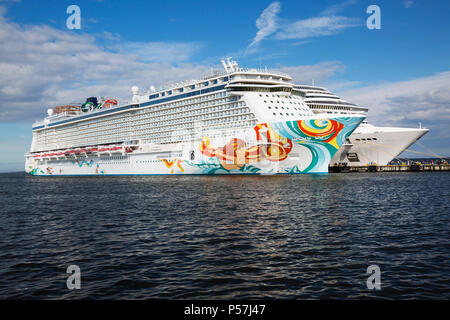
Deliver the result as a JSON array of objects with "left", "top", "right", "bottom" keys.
[{"left": 329, "top": 163, "right": 450, "bottom": 173}]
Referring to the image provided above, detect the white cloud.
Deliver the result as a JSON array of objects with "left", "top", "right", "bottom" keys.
[
  {"left": 0, "top": 13, "right": 209, "bottom": 122},
  {"left": 119, "top": 41, "right": 204, "bottom": 63},
  {"left": 99, "top": 31, "right": 121, "bottom": 41},
  {"left": 320, "top": 0, "right": 357, "bottom": 16},
  {"left": 0, "top": 5, "right": 7, "bottom": 16},
  {"left": 340, "top": 71, "right": 450, "bottom": 124},
  {"left": 275, "top": 61, "right": 345, "bottom": 84},
  {"left": 247, "top": 1, "right": 360, "bottom": 48},
  {"left": 275, "top": 16, "right": 360, "bottom": 40},
  {"left": 339, "top": 72, "right": 450, "bottom": 155},
  {"left": 403, "top": 0, "right": 414, "bottom": 8},
  {"left": 248, "top": 1, "right": 281, "bottom": 48}
]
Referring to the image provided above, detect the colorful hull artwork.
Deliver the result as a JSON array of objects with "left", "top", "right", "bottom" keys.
[{"left": 26, "top": 116, "right": 364, "bottom": 176}]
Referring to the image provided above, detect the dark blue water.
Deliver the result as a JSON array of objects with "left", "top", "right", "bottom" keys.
[{"left": 0, "top": 172, "right": 449, "bottom": 299}]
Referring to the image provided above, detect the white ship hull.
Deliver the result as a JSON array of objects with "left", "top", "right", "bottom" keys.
[
  {"left": 26, "top": 117, "right": 364, "bottom": 175},
  {"left": 330, "top": 124, "right": 429, "bottom": 166},
  {"left": 294, "top": 85, "right": 430, "bottom": 167}
]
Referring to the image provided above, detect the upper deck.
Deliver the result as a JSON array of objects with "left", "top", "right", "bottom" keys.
[
  {"left": 294, "top": 85, "right": 368, "bottom": 115},
  {"left": 32, "top": 59, "right": 293, "bottom": 131}
]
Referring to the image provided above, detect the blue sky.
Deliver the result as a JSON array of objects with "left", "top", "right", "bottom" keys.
[{"left": 0, "top": 0, "right": 449, "bottom": 172}]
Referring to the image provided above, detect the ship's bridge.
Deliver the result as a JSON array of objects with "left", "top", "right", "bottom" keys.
[
  {"left": 227, "top": 69, "right": 291, "bottom": 85},
  {"left": 226, "top": 71, "right": 293, "bottom": 93}
]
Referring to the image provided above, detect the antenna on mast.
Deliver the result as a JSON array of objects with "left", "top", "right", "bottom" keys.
[
  {"left": 221, "top": 57, "right": 238, "bottom": 73},
  {"left": 221, "top": 59, "right": 229, "bottom": 72}
]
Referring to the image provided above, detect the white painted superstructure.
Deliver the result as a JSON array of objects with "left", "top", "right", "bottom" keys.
[{"left": 25, "top": 60, "right": 364, "bottom": 175}]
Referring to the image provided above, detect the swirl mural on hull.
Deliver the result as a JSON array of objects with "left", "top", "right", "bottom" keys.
[
  {"left": 197, "top": 117, "right": 363, "bottom": 174},
  {"left": 198, "top": 122, "right": 293, "bottom": 172},
  {"left": 271, "top": 117, "right": 362, "bottom": 173}
]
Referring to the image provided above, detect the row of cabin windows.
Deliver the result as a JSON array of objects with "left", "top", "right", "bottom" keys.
[
  {"left": 259, "top": 93, "right": 299, "bottom": 99},
  {"left": 229, "top": 87, "right": 291, "bottom": 93},
  {"left": 143, "top": 92, "right": 233, "bottom": 114},
  {"left": 148, "top": 77, "right": 228, "bottom": 100},
  {"left": 267, "top": 105, "right": 310, "bottom": 114},
  {"left": 308, "top": 105, "right": 365, "bottom": 111},
  {"left": 147, "top": 120, "right": 258, "bottom": 144},
  {"left": 39, "top": 91, "right": 235, "bottom": 137},
  {"left": 38, "top": 94, "right": 239, "bottom": 141},
  {"left": 273, "top": 112, "right": 297, "bottom": 117},
  {"left": 35, "top": 111, "right": 256, "bottom": 148}
]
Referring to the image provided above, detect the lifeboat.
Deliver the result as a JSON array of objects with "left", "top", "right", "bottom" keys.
[
  {"left": 103, "top": 98, "right": 118, "bottom": 108},
  {"left": 111, "top": 146, "right": 122, "bottom": 153}
]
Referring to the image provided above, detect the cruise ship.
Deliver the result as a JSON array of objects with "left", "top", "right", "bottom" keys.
[
  {"left": 294, "top": 85, "right": 429, "bottom": 167},
  {"left": 25, "top": 60, "right": 364, "bottom": 176}
]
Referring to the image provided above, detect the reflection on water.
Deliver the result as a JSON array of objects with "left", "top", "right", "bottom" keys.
[{"left": 0, "top": 172, "right": 449, "bottom": 299}]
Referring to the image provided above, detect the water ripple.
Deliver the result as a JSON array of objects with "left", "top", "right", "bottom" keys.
[{"left": 0, "top": 172, "right": 449, "bottom": 299}]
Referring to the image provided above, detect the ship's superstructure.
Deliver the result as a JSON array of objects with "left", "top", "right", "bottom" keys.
[
  {"left": 25, "top": 60, "right": 364, "bottom": 175},
  {"left": 294, "top": 85, "right": 429, "bottom": 166}
]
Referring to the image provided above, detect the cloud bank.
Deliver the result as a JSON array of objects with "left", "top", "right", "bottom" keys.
[
  {"left": 276, "top": 61, "right": 346, "bottom": 84},
  {"left": 274, "top": 16, "right": 360, "bottom": 40},
  {"left": 340, "top": 71, "right": 450, "bottom": 155},
  {"left": 0, "top": 11, "right": 209, "bottom": 122},
  {"left": 341, "top": 71, "right": 450, "bottom": 126}
]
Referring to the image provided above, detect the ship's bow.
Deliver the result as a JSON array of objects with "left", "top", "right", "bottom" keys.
[{"left": 271, "top": 116, "right": 365, "bottom": 173}]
